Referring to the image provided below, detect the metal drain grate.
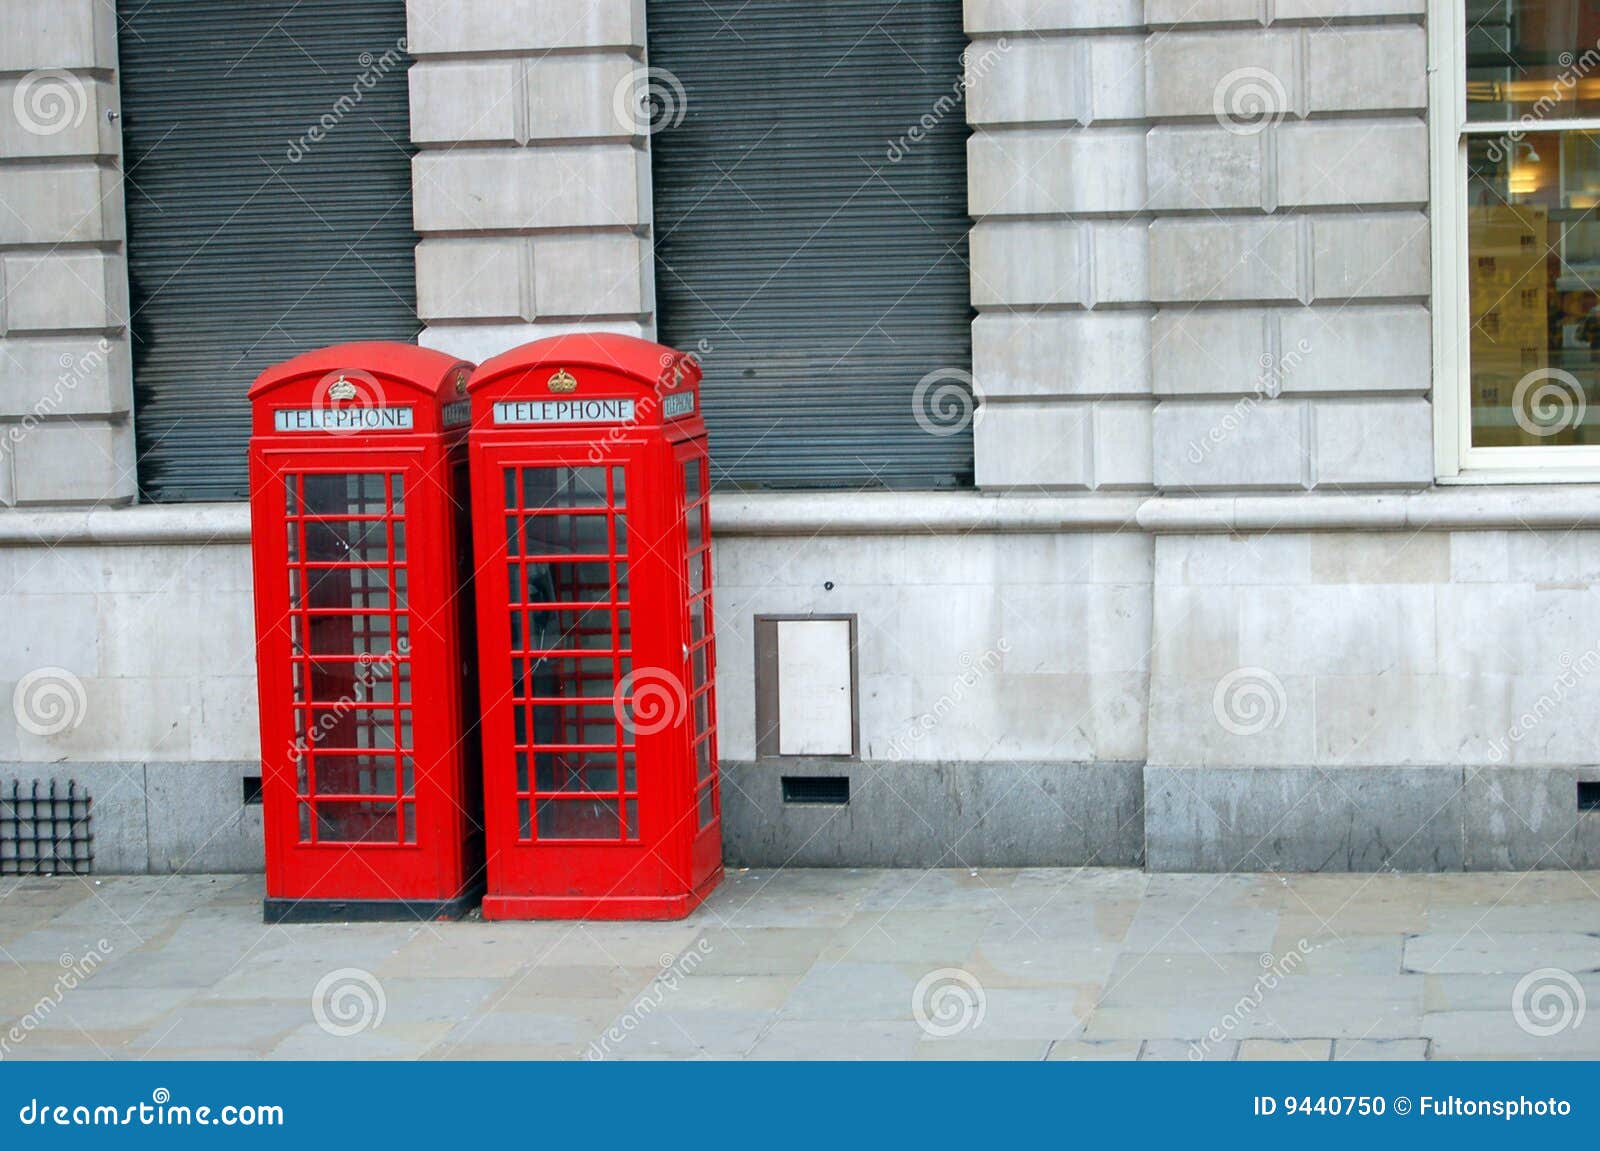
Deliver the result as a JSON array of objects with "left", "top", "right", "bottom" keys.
[{"left": 0, "top": 779, "right": 94, "bottom": 875}]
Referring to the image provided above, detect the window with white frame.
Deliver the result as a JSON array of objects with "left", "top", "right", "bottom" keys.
[{"left": 1434, "top": 1, "right": 1600, "bottom": 478}]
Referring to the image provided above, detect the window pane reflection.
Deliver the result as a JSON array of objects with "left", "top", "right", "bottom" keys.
[
  {"left": 1467, "top": 1, "right": 1600, "bottom": 122},
  {"left": 1467, "top": 129, "right": 1600, "bottom": 446}
]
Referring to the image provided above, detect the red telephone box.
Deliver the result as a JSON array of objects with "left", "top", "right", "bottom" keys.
[
  {"left": 248, "top": 342, "right": 483, "bottom": 922},
  {"left": 467, "top": 333, "right": 722, "bottom": 920}
]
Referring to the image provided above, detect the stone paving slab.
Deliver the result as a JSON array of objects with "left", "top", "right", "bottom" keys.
[
  {"left": 1402, "top": 932, "right": 1600, "bottom": 975},
  {"left": 2, "top": 869, "right": 1597, "bottom": 1060}
]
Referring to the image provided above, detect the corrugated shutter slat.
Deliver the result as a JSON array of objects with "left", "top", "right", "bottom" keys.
[
  {"left": 118, "top": 1, "right": 417, "bottom": 503},
  {"left": 648, "top": 0, "right": 974, "bottom": 490}
]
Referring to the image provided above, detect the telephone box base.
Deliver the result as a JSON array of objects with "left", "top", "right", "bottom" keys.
[
  {"left": 263, "top": 892, "right": 480, "bottom": 925},
  {"left": 481, "top": 867, "right": 723, "bottom": 922}
]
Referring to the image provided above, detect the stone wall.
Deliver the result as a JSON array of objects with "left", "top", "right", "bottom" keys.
[
  {"left": 3, "top": 0, "right": 1597, "bottom": 877},
  {"left": 0, "top": 522, "right": 259, "bottom": 871},
  {"left": 1146, "top": 526, "right": 1600, "bottom": 871},
  {"left": 0, "top": 0, "right": 134, "bottom": 507},
  {"left": 963, "top": 0, "right": 1431, "bottom": 493},
  {"left": 406, "top": 0, "right": 656, "bottom": 363}
]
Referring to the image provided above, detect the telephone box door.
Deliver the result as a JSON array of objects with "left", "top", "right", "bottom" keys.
[
  {"left": 674, "top": 437, "right": 722, "bottom": 888},
  {"left": 247, "top": 342, "right": 480, "bottom": 922},
  {"left": 473, "top": 438, "right": 688, "bottom": 916}
]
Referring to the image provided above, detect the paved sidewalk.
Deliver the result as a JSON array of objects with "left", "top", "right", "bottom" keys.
[{"left": 1, "top": 868, "right": 1597, "bottom": 1060}]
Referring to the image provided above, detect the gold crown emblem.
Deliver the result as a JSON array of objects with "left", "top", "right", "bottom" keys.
[
  {"left": 328, "top": 377, "right": 358, "bottom": 401},
  {"left": 547, "top": 369, "right": 578, "bottom": 394},
  {"left": 454, "top": 369, "right": 469, "bottom": 396}
]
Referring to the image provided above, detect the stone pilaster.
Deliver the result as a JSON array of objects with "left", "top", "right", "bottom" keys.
[{"left": 0, "top": 0, "right": 134, "bottom": 506}]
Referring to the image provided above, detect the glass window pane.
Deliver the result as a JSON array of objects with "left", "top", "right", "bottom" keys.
[
  {"left": 305, "top": 565, "right": 394, "bottom": 611},
  {"left": 314, "top": 800, "right": 400, "bottom": 844},
  {"left": 1467, "top": 1, "right": 1600, "bottom": 122},
  {"left": 683, "top": 456, "right": 703, "bottom": 505},
  {"left": 1467, "top": 129, "right": 1600, "bottom": 446},
  {"left": 536, "top": 797, "right": 620, "bottom": 840},
  {"left": 303, "top": 473, "right": 386, "bottom": 517},
  {"left": 312, "top": 753, "right": 397, "bottom": 796},
  {"left": 305, "top": 518, "right": 390, "bottom": 565},
  {"left": 303, "top": 706, "right": 405, "bottom": 752},
  {"left": 529, "top": 606, "right": 615, "bottom": 652},
  {"left": 306, "top": 612, "right": 393, "bottom": 656},
  {"left": 532, "top": 704, "right": 618, "bottom": 749},
  {"left": 522, "top": 513, "right": 610, "bottom": 557},
  {"left": 523, "top": 466, "right": 609, "bottom": 510},
  {"left": 535, "top": 750, "right": 621, "bottom": 793},
  {"left": 528, "top": 655, "right": 616, "bottom": 700}
]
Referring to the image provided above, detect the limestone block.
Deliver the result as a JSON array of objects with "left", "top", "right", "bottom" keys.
[
  {"left": 1149, "top": 218, "right": 1300, "bottom": 304},
  {"left": 407, "top": 0, "right": 644, "bottom": 54},
  {"left": 969, "top": 128, "right": 1147, "bottom": 216},
  {"left": 415, "top": 237, "right": 528, "bottom": 322},
  {"left": 974, "top": 312, "right": 1152, "bottom": 399},
  {"left": 1311, "top": 397, "right": 1432, "bottom": 487},
  {"left": 1153, "top": 396, "right": 1308, "bottom": 489}
]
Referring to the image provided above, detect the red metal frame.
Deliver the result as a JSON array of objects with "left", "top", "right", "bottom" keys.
[
  {"left": 248, "top": 343, "right": 482, "bottom": 919},
  {"left": 467, "top": 333, "right": 722, "bottom": 920}
]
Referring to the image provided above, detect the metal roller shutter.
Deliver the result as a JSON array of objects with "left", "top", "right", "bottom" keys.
[
  {"left": 647, "top": 0, "right": 974, "bottom": 490},
  {"left": 118, "top": 0, "right": 418, "bottom": 503}
]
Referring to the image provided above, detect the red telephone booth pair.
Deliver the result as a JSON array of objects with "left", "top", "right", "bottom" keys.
[{"left": 248, "top": 336, "right": 721, "bottom": 922}]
